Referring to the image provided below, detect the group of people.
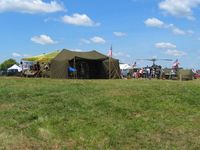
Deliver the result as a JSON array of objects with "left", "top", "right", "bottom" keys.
[
  {"left": 21, "top": 61, "right": 51, "bottom": 77},
  {"left": 29, "top": 62, "right": 41, "bottom": 71},
  {"left": 125, "top": 65, "right": 162, "bottom": 79}
]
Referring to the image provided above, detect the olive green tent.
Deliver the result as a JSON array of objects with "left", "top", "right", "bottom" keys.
[
  {"left": 177, "top": 69, "right": 194, "bottom": 80},
  {"left": 50, "top": 49, "right": 121, "bottom": 79}
]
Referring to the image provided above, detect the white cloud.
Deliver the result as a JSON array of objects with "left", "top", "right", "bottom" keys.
[
  {"left": 0, "top": 0, "right": 65, "bottom": 14},
  {"left": 113, "top": 52, "right": 131, "bottom": 58},
  {"left": 155, "top": 42, "right": 176, "bottom": 49},
  {"left": 145, "top": 17, "right": 189, "bottom": 36},
  {"left": 31, "top": 34, "right": 57, "bottom": 45},
  {"left": 144, "top": 18, "right": 165, "bottom": 28},
  {"left": 172, "top": 28, "right": 186, "bottom": 35},
  {"left": 62, "top": 13, "right": 99, "bottom": 27},
  {"left": 159, "top": 0, "right": 200, "bottom": 20},
  {"left": 155, "top": 42, "right": 187, "bottom": 57},
  {"left": 12, "top": 52, "right": 30, "bottom": 58},
  {"left": 12, "top": 52, "right": 21, "bottom": 57},
  {"left": 23, "top": 54, "right": 31, "bottom": 57},
  {"left": 113, "top": 32, "right": 127, "bottom": 37},
  {"left": 81, "top": 36, "right": 106, "bottom": 44},
  {"left": 165, "top": 49, "right": 187, "bottom": 56},
  {"left": 71, "top": 49, "right": 84, "bottom": 52},
  {"left": 90, "top": 36, "right": 106, "bottom": 44}
]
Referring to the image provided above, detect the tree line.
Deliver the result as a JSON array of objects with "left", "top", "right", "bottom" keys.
[{"left": 0, "top": 59, "right": 18, "bottom": 71}]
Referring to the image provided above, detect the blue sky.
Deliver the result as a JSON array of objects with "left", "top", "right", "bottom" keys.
[{"left": 1, "top": 0, "right": 200, "bottom": 69}]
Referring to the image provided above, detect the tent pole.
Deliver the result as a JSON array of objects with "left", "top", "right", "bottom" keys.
[
  {"left": 74, "top": 57, "right": 76, "bottom": 79},
  {"left": 20, "top": 61, "right": 23, "bottom": 77},
  {"left": 109, "top": 57, "right": 111, "bottom": 79}
]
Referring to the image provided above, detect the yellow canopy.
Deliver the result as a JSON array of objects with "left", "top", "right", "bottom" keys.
[{"left": 22, "top": 51, "right": 60, "bottom": 63}]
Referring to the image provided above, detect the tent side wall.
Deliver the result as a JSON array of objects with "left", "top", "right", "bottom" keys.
[
  {"left": 50, "top": 60, "right": 69, "bottom": 78},
  {"left": 102, "top": 59, "right": 121, "bottom": 79},
  {"left": 177, "top": 69, "right": 194, "bottom": 80}
]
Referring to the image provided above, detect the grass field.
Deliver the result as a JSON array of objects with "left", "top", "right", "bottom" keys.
[{"left": 0, "top": 77, "right": 200, "bottom": 149}]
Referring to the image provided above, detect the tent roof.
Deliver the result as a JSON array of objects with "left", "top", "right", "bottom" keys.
[
  {"left": 53, "top": 49, "right": 109, "bottom": 61},
  {"left": 22, "top": 51, "right": 60, "bottom": 63},
  {"left": 120, "top": 64, "right": 132, "bottom": 70},
  {"left": 8, "top": 64, "right": 22, "bottom": 71}
]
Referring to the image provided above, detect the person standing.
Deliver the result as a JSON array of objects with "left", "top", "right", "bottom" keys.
[{"left": 146, "top": 66, "right": 151, "bottom": 79}]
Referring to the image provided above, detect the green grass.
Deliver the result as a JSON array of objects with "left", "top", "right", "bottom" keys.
[{"left": 0, "top": 77, "right": 200, "bottom": 149}]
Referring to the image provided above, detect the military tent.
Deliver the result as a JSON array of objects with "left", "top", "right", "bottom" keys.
[
  {"left": 50, "top": 49, "right": 121, "bottom": 79},
  {"left": 177, "top": 69, "right": 194, "bottom": 80}
]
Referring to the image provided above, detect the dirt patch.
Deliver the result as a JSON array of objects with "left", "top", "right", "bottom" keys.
[{"left": 0, "top": 103, "right": 14, "bottom": 110}]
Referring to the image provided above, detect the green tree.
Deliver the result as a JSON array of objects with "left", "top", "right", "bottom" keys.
[{"left": 0, "top": 59, "right": 19, "bottom": 70}]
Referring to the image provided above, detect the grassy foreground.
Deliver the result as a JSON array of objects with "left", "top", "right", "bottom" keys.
[{"left": 0, "top": 78, "right": 200, "bottom": 149}]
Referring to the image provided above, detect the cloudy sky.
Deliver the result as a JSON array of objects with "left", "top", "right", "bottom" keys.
[{"left": 1, "top": 0, "right": 200, "bottom": 69}]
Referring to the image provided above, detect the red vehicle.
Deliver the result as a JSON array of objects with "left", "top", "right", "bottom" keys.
[{"left": 194, "top": 73, "right": 200, "bottom": 79}]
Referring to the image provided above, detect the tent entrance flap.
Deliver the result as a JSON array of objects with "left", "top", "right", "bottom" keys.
[{"left": 69, "top": 58, "right": 106, "bottom": 79}]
